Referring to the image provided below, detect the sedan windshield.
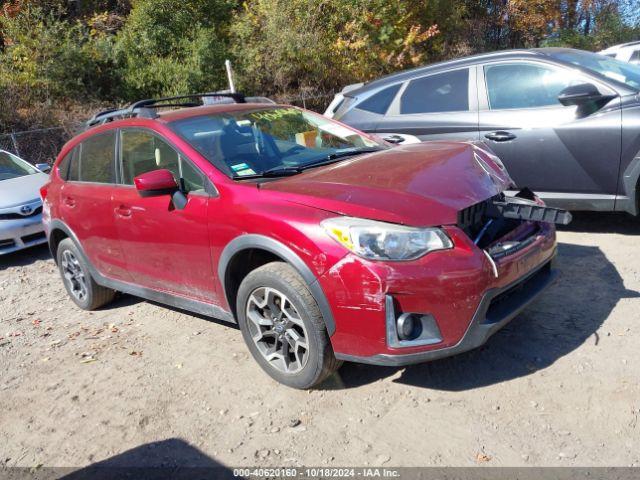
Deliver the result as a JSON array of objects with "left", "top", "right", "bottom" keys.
[
  {"left": 0, "top": 151, "right": 38, "bottom": 181},
  {"left": 169, "top": 106, "right": 386, "bottom": 178},
  {"left": 549, "top": 50, "right": 640, "bottom": 90}
]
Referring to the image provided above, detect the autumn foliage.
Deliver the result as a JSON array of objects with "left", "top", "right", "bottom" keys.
[{"left": 0, "top": 0, "right": 638, "bottom": 130}]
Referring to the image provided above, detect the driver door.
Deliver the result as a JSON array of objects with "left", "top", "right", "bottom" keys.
[
  {"left": 113, "top": 128, "right": 217, "bottom": 301},
  {"left": 477, "top": 61, "right": 622, "bottom": 209}
]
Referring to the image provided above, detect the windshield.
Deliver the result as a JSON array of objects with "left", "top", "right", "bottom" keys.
[
  {"left": 169, "top": 106, "right": 386, "bottom": 178},
  {"left": 0, "top": 151, "right": 38, "bottom": 181},
  {"left": 548, "top": 50, "right": 640, "bottom": 90}
]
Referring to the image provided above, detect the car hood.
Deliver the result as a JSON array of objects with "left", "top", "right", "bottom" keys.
[
  {"left": 261, "top": 142, "right": 513, "bottom": 226},
  {"left": 0, "top": 173, "right": 49, "bottom": 208}
]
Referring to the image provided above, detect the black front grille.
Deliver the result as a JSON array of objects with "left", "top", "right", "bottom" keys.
[
  {"left": 0, "top": 239, "right": 16, "bottom": 249},
  {"left": 0, "top": 206, "right": 42, "bottom": 220},
  {"left": 21, "top": 232, "right": 46, "bottom": 244},
  {"left": 484, "top": 262, "right": 552, "bottom": 324}
]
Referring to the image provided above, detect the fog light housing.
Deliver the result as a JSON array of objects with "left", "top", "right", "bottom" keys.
[
  {"left": 397, "top": 314, "right": 423, "bottom": 341},
  {"left": 385, "top": 296, "right": 443, "bottom": 348}
]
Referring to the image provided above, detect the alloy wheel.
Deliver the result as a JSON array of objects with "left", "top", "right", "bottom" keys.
[
  {"left": 61, "top": 250, "right": 88, "bottom": 302},
  {"left": 245, "top": 287, "right": 309, "bottom": 374}
]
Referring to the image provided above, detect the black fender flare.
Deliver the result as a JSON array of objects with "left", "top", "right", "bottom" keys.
[
  {"left": 621, "top": 154, "right": 640, "bottom": 216},
  {"left": 47, "top": 219, "right": 88, "bottom": 265},
  {"left": 47, "top": 219, "right": 236, "bottom": 322},
  {"left": 218, "top": 234, "right": 336, "bottom": 336}
]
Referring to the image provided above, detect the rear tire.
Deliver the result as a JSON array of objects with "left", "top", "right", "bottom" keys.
[
  {"left": 56, "top": 238, "right": 115, "bottom": 310},
  {"left": 236, "top": 261, "right": 342, "bottom": 389}
]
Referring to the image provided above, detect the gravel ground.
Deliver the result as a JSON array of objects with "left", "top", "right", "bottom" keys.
[{"left": 0, "top": 213, "right": 639, "bottom": 470}]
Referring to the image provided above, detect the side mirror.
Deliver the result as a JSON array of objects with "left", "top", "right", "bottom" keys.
[
  {"left": 133, "top": 169, "right": 188, "bottom": 210},
  {"left": 134, "top": 169, "right": 178, "bottom": 196},
  {"left": 36, "top": 163, "right": 51, "bottom": 173},
  {"left": 558, "top": 83, "right": 615, "bottom": 106}
]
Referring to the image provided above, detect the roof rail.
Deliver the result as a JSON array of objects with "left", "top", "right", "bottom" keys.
[
  {"left": 129, "top": 92, "right": 246, "bottom": 110},
  {"left": 85, "top": 92, "right": 247, "bottom": 130},
  {"left": 616, "top": 40, "right": 640, "bottom": 48}
]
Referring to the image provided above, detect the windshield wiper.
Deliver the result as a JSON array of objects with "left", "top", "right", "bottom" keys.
[
  {"left": 233, "top": 147, "right": 383, "bottom": 179},
  {"left": 326, "top": 147, "right": 383, "bottom": 161},
  {"left": 232, "top": 165, "right": 303, "bottom": 179},
  {"left": 259, "top": 165, "right": 303, "bottom": 177},
  {"left": 299, "top": 147, "right": 384, "bottom": 170}
]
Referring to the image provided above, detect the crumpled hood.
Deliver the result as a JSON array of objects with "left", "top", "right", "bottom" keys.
[
  {"left": 261, "top": 142, "right": 513, "bottom": 226},
  {"left": 0, "top": 173, "right": 49, "bottom": 208}
]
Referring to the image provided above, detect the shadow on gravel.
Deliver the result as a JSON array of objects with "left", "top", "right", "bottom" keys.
[
  {"left": 0, "top": 243, "right": 50, "bottom": 270},
  {"left": 558, "top": 212, "right": 640, "bottom": 235},
  {"left": 97, "top": 294, "right": 240, "bottom": 329},
  {"left": 330, "top": 240, "right": 639, "bottom": 391},
  {"left": 60, "top": 438, "right": 237, "bottom": 480},
  {"left": 147, "top": 300, "right": 241, "bottom": 330},
  {"left": 102, "top": 292, "right": 144, "bottom": 310}
]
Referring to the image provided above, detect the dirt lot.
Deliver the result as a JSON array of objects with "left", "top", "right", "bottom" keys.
[{"left": 1, "top": 213, "right": 639, "bottom": 470}]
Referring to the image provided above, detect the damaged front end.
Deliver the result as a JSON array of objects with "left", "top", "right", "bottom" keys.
[{"left": 458, "top": 188, "right": 572, "bottom": 261}]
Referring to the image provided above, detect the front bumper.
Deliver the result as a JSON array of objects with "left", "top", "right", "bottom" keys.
[
  {"left": 0, "top": 214, "right": 47, "bottom": 255},
  {"left": 335, "top": 256, "right": 557, "bottom": 366},
  {"left": 322, "top": 220, "right": 558, "bottom": 364}
]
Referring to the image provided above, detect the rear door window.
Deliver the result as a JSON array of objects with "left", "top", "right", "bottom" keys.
[
  {"left": 357, "top": 84, "right": 401, "bottom": 115},
  {"left": 57, "top": 148, "right": 76, "bottom": 180},
  {"left": 71, "top": 131, "right": 116, "bottom": 183},
  {"left": 67, "top": 147, "right": 80, "bottom": 181},
  {"left": 400, "top": 69, "right": 469, "bottom": 114}
]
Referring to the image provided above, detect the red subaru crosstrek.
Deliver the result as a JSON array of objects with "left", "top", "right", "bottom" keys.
[{"left": 41, "top": 94, "right": 566, "bottom": 389}]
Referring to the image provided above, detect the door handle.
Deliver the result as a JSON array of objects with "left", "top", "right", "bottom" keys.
[
  {"left": 115, "top": 205, "right": 132, "bottom": 218},
  {"left": 485, "top": 131, "right": 517, "bottom": 142},
  {"left": 382, "top": 134, "right": 405, "bottom": 144},
  {"left": 63, "top": 196, "right": 76, "bottom": 207}
]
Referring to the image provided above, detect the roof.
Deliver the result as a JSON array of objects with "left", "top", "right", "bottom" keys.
[{"left": 346, "top": 48, "right": 583, "bottom": 96}]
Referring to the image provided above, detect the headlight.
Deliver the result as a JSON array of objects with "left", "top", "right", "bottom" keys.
[{"left": 321, "top": 217, "right": 453, "bottom": 261}]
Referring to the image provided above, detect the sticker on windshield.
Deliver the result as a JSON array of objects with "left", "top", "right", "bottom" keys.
[
  {"left": 231, "top": 163, "right": 251, "bottom": 172},
  {"left": 231, "top": 163, "right": 256, "bottom": 176}
]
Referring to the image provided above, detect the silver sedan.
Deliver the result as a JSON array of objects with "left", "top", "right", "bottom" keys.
[{"left": 0, "top": 150, "right": 51, "bottom": 255}]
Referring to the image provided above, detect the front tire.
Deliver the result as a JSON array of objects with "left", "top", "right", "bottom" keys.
[
  {"left": 236, "top": 262, "right": 342, "bottom": 389},
  {"left": 56, "top": 238, "right": 115, "bottom": 310}
]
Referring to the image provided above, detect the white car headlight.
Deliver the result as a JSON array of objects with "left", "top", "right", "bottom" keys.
[{"left": 321, "top": 217, "right": 453, "bottom": 261}]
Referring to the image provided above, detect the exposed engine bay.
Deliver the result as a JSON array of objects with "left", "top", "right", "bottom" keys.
[{"left": 458, "top": 188, "right": 572, "bottom": 259}]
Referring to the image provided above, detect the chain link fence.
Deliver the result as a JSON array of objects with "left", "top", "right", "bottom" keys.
[{"left": 0, "top": 127, "right": 70, "bottom": 166}]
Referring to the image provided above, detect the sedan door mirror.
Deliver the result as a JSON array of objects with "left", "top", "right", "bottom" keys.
[
  {"left": 35, "top": 163, "right": 51, "bottom": 173},
  {"left": 558, "top": 83, "right": 615, "bottom": 107},
  {"left": 134, "top": 169, "right": 178, "bottom": 195}
]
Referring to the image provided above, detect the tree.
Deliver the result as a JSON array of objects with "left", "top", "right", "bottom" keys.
[
  {"left": 115, "top": 0, "right": 234, "bottom": 99},
  {"left": 230, "top": 0, "right": 439, "bottom": 97},
  {"left": 0, "top": 3, "right": 117, "bottom": 100}
]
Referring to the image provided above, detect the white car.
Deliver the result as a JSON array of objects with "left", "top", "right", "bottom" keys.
[
  {"left": 0, "top": 150, "right": 51, "bottom": 255},
  {"left": 599, "top": 41, "right": 640, "bottom": 65}
]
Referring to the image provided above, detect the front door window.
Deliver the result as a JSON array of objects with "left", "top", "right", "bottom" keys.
[{"left": 120, "top": 129, "right": 205, "bottom": 194}]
